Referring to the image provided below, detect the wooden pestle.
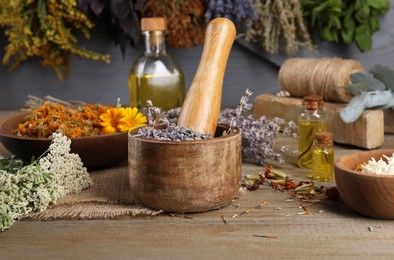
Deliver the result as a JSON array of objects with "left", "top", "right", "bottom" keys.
[{"left": 177, "top": 18, "right": 236, "bottom": 137}]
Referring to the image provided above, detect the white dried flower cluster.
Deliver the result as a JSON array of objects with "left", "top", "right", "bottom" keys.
[
  {"left": 38, "top": 133, "right": 93, "bottom": 197},
  {"left": 0, "top": 133, "right": 92, "bottom": 231},
  {"left": 361, "top": 153, "right": 394, "bottom": 175}
]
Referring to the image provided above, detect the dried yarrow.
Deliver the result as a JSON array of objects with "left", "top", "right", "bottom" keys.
[{"left": 0, "top": 133, "right": 92, "bottom": 231}]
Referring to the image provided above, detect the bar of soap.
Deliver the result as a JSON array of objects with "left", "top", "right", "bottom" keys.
[{"left": 253, "top": 94, "right": 384, "bottom": 149}]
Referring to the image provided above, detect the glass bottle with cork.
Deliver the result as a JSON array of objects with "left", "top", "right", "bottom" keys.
[
  {"left": 128, "top": 17, "right": 185, "bottom": 111},
  {"left": 311, "top": 131, "right": 334, "bottom": 182},
  {"left": 298, "top": 95, "right": 328, "bottom": 169}
]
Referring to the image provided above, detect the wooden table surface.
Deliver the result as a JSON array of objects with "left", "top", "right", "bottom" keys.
[{"left": 1, "top": 110, "right": 394, "bottom": 259}]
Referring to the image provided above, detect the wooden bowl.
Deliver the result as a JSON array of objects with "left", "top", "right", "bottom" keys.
[
  {"left": 128, "top": 125, "right": 242, "bottom": 213},
  {"left": 334, "top": 150, "right": 394, "bottom": 219},
  {"left": 0, "top": 111, "right": 127, "bottom": 168}
]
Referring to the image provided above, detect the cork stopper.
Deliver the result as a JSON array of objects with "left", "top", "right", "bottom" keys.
[
  {"left": 302, "top": 95, "right": 324, "bottom": 110},
  {"left": 314, "top": 131, "right": 333, "bottom": 147},
  {"left": 141, "top": 17, "right": 167, "bottom": 31}
]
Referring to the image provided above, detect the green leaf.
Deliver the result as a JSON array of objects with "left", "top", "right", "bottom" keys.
[
  {"left": 369, "top": 17, "right": 380, "bottom": 32},
  {"left": 370, "top": 64, "right": 394, "bottom": 91},
  {"left": 355, "top": 5, "right": 370, "bottom": 23},
  {"left": 355, "top": 24, "right": 372, "bottom": 51},
  {"left": 350, "top": 72, "right": 386, "bottom": 91},
  {"left": 320, "top": 27, "right": 338, "bottom": 42},
  {"left": 343, "top": 12, "right": 356, "bottom": 29},
  {"left": 366, "top": 0, "right": 389, "bottom": 11},
  {"left": 341, "top": 27, "right": 355, "bottom": 43}
]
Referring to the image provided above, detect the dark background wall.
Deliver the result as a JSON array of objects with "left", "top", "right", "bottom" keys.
[{"left": 1, "top": 2, "right": 394, "bottom": 110}]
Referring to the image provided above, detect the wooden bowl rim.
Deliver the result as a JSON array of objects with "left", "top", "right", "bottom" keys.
[
  {"left": 334, "top": 150, "right": 394, "bottom": 179},
  {"left": 0, "top": 109, "right": 128, "bottom": 142},
  {"left": 128, "top": 124, "right": 241, "bottom": 144}
]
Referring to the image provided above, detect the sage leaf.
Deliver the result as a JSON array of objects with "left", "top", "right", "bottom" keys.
[
  {"left": 350, "top": 72, "right": 386, "bottom": 91},
  {"left": 370, "top": 64, "right": 394, "bottom": 91},
  {"left": 342, "top": 82, "right": 369, "bottom": 95}
]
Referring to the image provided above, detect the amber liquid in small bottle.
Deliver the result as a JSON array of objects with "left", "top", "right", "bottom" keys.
[
  {"left": 298, "top": 120, "right": 328, "bottom": 168},
  {"left": 311, "top": 132, "right": 334, "bottom": 182},
  {"left": 298, "top": 95, "right": 328, "bottom": 169}
]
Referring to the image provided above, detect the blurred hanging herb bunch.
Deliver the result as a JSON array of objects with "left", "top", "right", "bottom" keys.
[
  {"left": 242, "top": 0, "right": 315, "bottom": 55},
  {"left": 142, "top": 0, "right": 206, "bottom": 48},
  {"left": 0, "top": 0, "right": 110, "bottom": 80},
  {"left": 302, "top": 0, "right": 390, "bottom": 52},
  {"left": 204, "top": 0, "right": 259, "bottom": 33},
  {"left": 77, "top": 0, "right": 146, "bottom": 57}
]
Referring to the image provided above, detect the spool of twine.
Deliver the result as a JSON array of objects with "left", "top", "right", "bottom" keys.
[{"left": 278, "top": 58, "right": 364, "bottom": 102}]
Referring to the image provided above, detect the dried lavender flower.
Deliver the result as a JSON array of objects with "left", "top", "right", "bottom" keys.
[
  {"left": 219, "top": 91, "right": 297, "bottom": 165},
  {"left": 137, "top": 124, "right": 211, "bottom": 141},
  {"left": 146, "top": 100, "right": 162, "bottom": 125}
]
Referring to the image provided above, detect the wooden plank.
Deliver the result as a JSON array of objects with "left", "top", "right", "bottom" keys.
[
  {"left": 384, "top": 109, "right": 394, "bottom": 134},
  {"left": 253, "top": 94, "right": 384, "bottom": 149}
]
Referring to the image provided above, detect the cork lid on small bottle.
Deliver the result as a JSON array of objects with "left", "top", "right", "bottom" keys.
[
  {"left": 302, "top": 95, "right": 324, "bottom": 110},
  {"left": 141, "top": 17, "right": 167, "bottom": 31},
  {"left": 314, "top": 131, "right": 333, "bottom": 147}
]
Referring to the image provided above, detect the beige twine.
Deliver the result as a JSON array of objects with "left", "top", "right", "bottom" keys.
[
  {"left": 25, "top": 163, "right": 162, "bottom": 221},
  {"left": 278, "top": 57, "right": 364, "bottom": 102}
]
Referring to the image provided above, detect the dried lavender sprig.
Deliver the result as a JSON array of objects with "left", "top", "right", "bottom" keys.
[
  {"left": 139, "top": 102, "right": 211, "bottom": 141},
  {"left": 146, "top": 100, "right": 162, "bottom": 125},
  {"left": 218, "top": 91, "right": 297, "bottom": 165}
]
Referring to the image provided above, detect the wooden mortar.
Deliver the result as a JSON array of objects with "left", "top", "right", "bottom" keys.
[
  {"left": 128, "top": 125, "right": 242, "bottom": 213},
  {"left": 128, "top": 18, "right": 240, "bottom": 212}
]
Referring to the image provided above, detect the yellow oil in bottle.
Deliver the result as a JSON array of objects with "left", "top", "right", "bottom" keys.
[
  {"left": 311, "top": 148, "right": 334, "bottom": 181},
  {"left": 128, "top": 73, "right": 185, "bottom": 111},
  {"left": 298, "top": 120, "right": 328, "bottom": 169},
  {"left": 311, "top": 131, "right": 334, "bottom": 182}
]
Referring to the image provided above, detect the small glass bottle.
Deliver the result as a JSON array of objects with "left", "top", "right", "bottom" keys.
[
  {"left": 128, "top": 17, "right": 185, "bottom": 111},
  {"left": 311, "top": 131, "right": 334, "bottom": 182},
  {"left": 298, "top": 95, "right": 328, "bottom": 169}
]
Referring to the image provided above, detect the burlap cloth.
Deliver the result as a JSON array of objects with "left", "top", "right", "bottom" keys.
[{"left": 26, "top": 161, "right": 162, "bottom": 220}]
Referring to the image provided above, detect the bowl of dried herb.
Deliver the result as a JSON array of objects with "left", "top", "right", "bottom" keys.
[
  {"left": 0, "top": 103, "right": 147, "bottom": 168},
  {"left": 334, "top": 150, "right": 394, "bottom": 219}
]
